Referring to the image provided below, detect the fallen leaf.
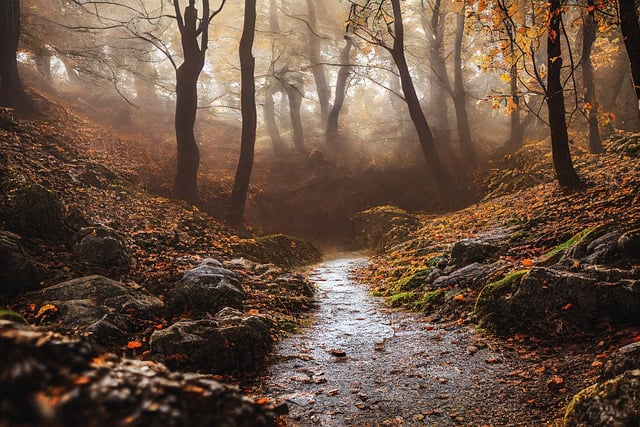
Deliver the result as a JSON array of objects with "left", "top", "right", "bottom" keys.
[{"left": 127, "top": 341, "right": 142, "bottom": 349}]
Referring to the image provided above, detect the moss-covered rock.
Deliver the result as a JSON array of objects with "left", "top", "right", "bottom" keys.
[
  {"left": 352, "top": 205, "right": 419, "bottom": 252},
  {"left": 388, "top": 291, "right": 417, "bottom": 307},
  {"left": 474, "top": 270, "right": 528, "bottom": 332},
  {"left": 232, "top": 234, "right": 321, "bottom": 267},
  {"left": 392, "top": 268, "right": 432, "bottom": 293},
  {"left": 564, "top": 369, "right": 640, "bottom": 426},
  {"left": 410, "top": 289, "right": 446, "bottom": 313}
]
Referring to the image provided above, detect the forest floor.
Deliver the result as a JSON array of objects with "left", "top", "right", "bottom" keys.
[{"left": 2, "top": 92, "right": 640, "bottom": 425}]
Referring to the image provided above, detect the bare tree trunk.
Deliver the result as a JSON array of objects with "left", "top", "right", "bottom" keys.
[
  {"left": 230, "top": 0, "right": 257, "bottom": 225},
  {"left": 0, "top": 0, "right": 23, "bottom": 107},
  {"left": 505, "top": 59, "right": 523, "bottom": 150},
  {"left": 452, "top": 11, "right": 475, "bottom": 163},
  {"left": 284, "top": 81, "right": 306, "bottom": 154},
  {"left": 421, "top": 0, "right": 451, "bottom": 146},
  {"left": 582, "top": 0, "right": 604, "bottom": 153},
  {"left": 264, "top": 84, "right": 286, "bottom": 156},
  {"left": 305, "top": 0, "right": 330, "bottom": 122},
  {"left": 390, "top": 0, "right": 452, "bottom": 204},
  {"left": 326, "top": 36, "right": 352, "bottom": 148},
  {"left": 547, "top": 0, "right": 581, "bottom": 188},
  {"left": 619, "top": 0, "right": 640, "bottom": 103},
  {"left": 173, "top": 0, "right": 211, "bottom": 204}
]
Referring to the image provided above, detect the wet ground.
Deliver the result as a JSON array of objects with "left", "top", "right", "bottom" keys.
[{"left": 256, "top": 256, "right": 590, "bottom": 426}]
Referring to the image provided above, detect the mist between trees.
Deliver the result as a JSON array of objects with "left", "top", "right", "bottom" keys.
[{"left": 3, "top": 0, "right": 640, "bottom": 226}]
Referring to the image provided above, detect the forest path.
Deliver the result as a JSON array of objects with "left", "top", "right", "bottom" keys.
[{"left": 256, "top": 256, "right": 547, "bottom": 426}]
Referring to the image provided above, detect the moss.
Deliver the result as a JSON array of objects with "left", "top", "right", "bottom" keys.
[
  {"left": 540, "top": 226, "right": 596, "bottom": 262},
  {"left": 410, "top": 289, "right": 446, "bottom": 313},
  {"left": 474, "top": 270, "right": 528, "bottom": 328},
  {"left": 392, "top": 268, "right": 432, "bottom": 293},
  {"left": 388, "top": 291, "right": 417, "bottom": 307}
]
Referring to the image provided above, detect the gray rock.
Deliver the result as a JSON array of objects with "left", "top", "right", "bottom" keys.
[
  {"left": 22, "top": 275, "right": 163, "bottom": 343},
  {"left": 166, "top": 259, "right": 245, "bottom": 314},
  {"left": 75, "top": 226, "right": 130, "bottom": 268},
  {"left": 150, "top": 308, "right": 274, "bottom": 374},
  {"left": 564, "top": 369, "right": 640, "bottom": 427},
  {"left": 602, "top": 342, "right": 640, "bottom": 381},
  {"left": 0, "top": 230, "right": 46, "bottom": 299},
  {"left": 1, "top": 183, "right": 69, "bottom": 240},
  {"left": 618, "top": 228, "right": 640, "bottom": 260},
  {"left": 475, "top": 267, "right": 640, "bottom": 336},
  {"left": 431, "top": 262, "right": 506, "bottom": 290},
  {"left": 450, "top": 238, "right": 505, "bottom": 268}
]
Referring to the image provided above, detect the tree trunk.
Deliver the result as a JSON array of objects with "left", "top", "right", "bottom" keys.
[
  {"left": 0, "top": 0, "right": 22, "bottom": 107},
  {"left": 619, "top": 0, "right": 640, "bottom": 103},
  {"left": 421, "top": 0, "right": 451, "bottom": 147},
  {"left": 547, "top": 0, "right": 581, "bottom": 188},
  {"left": 582, "top": 0, "right": 604, "bottom": 153},
  {"left": 390, "top": 0, "right": 451, "bottom": 204},
  {"left": 326, "top": 36, "right": 352, "bottom": 148},
  {"left": 230, "top": 0, "right": 257, "bottom": 225},
  {"left": 305, "top": 0, "right": 330, "bottom": 122},
  {"left": 452, "top": 11, "right": 475, "bottom": 163},
  {"left": 173, "top": 0, "right": 209, "bottom": 204},
  {"left": 264, "top": 83, "right": 286, "bottom": 156},
  {"left": 285, "top": 82, "right": 306, "bottom": 154},
  {"left": 506, "top": 59, "right": 523, "bottom": 150}
]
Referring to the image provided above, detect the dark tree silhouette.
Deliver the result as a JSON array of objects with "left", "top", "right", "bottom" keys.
[
  {"left": 581, "top": 0, "right": 603, "bottom": 153},
  {"left": 325, "top": 36, "right": 353, "bottom": 148},
  {"left": 619, "top": 0, "right": 640, "bottom": 104},
  {"left": 0, "top": 0, "right": 23, "bottom": 107},
  {"left": 230, "top": 0, "right": 257, "bottom": 225},
  {"left": 546, "top": 0, "right": 581, "bottom": 188}
]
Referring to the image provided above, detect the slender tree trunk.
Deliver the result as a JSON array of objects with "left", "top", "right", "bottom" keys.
[
  {"left": 390, "top": 0, "right": 451, "bottom": 204},
  {"left": 230, "top": 0, "right": 257, "bottom": 225},
  {"left": 264, "top": 84, "right": 286, "bottom": 156},
  {"left": 305, "top": 0, "right": 330, "bottom": 122},
  {"left": 174, "top": 0, "right": 210, "bottom": 204},
  {"left": 452, "top": 11, "right": 475, "bottom": 163},
  {"left": 547, "top": 0, "right": 581, "bottom": 188},
  {"left": 506, "top": 58, "right": 523, "bottom": 150},
  {"left": 582, "top": 0, "right": 604, "bottom": 153},
  {"left": 285, "top": 82, "right": 306, "bottom": 154},
  {"left": 422, "top": 0, "right": 451, "bottom": 146},
  {"left": 619, "top": 0, "right": 640, "bottom": 103},
  {"left": 326, "top": 36, "right": 352, "bottom": 148},
  {"left": 0, "top": 0, "right": 22, "bottom": 107}
]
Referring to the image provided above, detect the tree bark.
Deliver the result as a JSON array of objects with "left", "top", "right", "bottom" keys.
[
  {"left": 0, "top": 0, "right": 23, "bottom": 107},
  {"left": 264, "top": 83, "right": 286, "bottom": 156},
  {"left": 582, "top": 0, "right": 604, "bottom": 153},
  {"left": 506, "top": 59, "right": 524, "bottom": 150},
  {"left": 230, "top": 0, "right": 257, "bottom": 225},
  {"left": 326, "top": 36, "right": 352, "bottom": 148},
  {"left": 547, "top": 0, "right": 581, "bottom": 188},
  {"left": 284, "top": 80, "right": 306, "bottom": 154},
  {"left": 305, "top": 0, "right": 330, "bottom": 122},
  {"left": 619, "top": 0, "right": 640, "bottom": 103},
  {"left": 173, "top": 0, "right": 210, "bottom": 204},
  {"left": 389, "top": 0, "right": 451, "bottom": 204},
  {"left": 452, "top": 11, "right": 475, "bottom": 163}
]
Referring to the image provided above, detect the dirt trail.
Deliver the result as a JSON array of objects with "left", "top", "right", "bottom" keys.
[{"left": 257, "top": 256, "right": 564, "bottom": 426}]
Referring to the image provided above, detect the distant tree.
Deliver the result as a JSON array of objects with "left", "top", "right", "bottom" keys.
[
  {"left": 347, "top": 0, "right": 456, "bottom": 204},
  {"left": 0, "top": 0, "right": 23, "bottom": 107},
  {"left": 230, "top": 0, "right": 257, "bottom": 225},
  {"left": 325, "top": 35, "right": 353, "bottom": 148},
  {"left": 451, "top": 7, "right": 475, "bottom": 164},
  {"left": 581, "top": 0, "right": 604, "bottom": 153}
]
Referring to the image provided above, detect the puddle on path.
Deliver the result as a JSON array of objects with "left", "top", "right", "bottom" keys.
[{"left": 259, "top": 256, "right": 533, "bottom": 426}]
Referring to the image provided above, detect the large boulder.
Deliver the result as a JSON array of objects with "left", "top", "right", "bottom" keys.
[
  {"left": 0, "top": 230, "right": 45, "bottom": 299},
  {"left": 166, "top": 259, "right": 245, "bottom": 314},
  {"left": 21, "top": 275, "right": 163, "bottom": 344},
  {"left": 564, "top": 369, "right": 640, "bottom": 427},
  {"left": 475, "top": 267, "right": 640, "bottom": 336},
  {"left": 449, "top": 237, "right": 506, "bottom": 269},
  {"left": 602, "top": 342, "right": 640, "bottom": 381},
  {"left": 74, "top": 226, "right": 130, "bottom": 268},
  {"left": 150, "top": 308, "right": 274, "bottom": 374},
  {"left": 1, "top": 182, "right": 69, "bottom": 240},
  {"left": 0, "top": 321, "right": 276, "bottom": 427}
]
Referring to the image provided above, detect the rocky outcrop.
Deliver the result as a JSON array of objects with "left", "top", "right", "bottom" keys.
[
  {"left": 602, "top": 342, "right": 640, "bottom": 381},
  {"left": 150, "top": 308, "right": 274, "bottom": 374},
  {"left": 0, "top": 320, "right": 276, "bottom": 427},
  {"left": 232, "top": 234, "right": 322, "bottom": 267},
  {"left": 74, "top": 226, "right": 130, "bottom": 268},
  {"left": 352, "top": 205, "right": 420, "bottom": 252},
  {"left": 166, "top": 259, "right": 245, "bottom": 315},
  {"left": 0, "top": 230, "right": 46, "bottom": 299},
  {"left": 21, "top": 275, "right": 163, "bottom": 345}
]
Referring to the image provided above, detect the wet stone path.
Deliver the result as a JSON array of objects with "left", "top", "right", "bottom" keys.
[{"left": 258, "top": 256, "right": 543, "bottom": 426}]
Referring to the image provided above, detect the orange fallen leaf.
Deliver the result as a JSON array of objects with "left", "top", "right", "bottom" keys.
[
  {"left": 548, "top": 375, "right": 564, "bottom": 390},
  {"left": 255, "top": 397, "right": 270, "bottom": 405},
  {"left": 127, "top": 341, "right": 142, "bottom": 349},
  {"left": 454, "top": 294, "right": 465, "bottom": 301},
  {"left": 561, "top": 303, "right": 572, "bottom": 311},
  {"left": 521, "top": 258, "right": 534, "bottom": 267},
  {"left": 591, "top": 360, "right": 603, "bottom": 367}
]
